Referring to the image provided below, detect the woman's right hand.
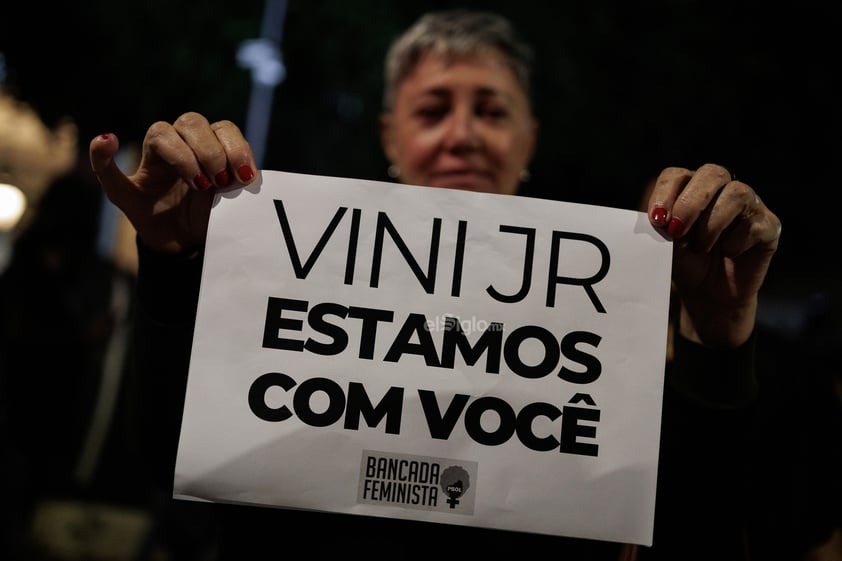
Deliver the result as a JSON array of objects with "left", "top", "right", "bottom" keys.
[{"left": 89, "top": 111, "right": 258, "bottom": 254}]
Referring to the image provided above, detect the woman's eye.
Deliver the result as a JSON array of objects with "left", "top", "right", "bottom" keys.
[
  {"left": 415, "top": 106, "right": 447, "bottom": 121},
  {"left": 477, "top": 106, "right": 507, "bottom": 119}
]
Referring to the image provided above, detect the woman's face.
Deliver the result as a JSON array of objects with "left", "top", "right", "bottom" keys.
[{"left": 380, "top": 49, "right": 538, "bottom": 196}]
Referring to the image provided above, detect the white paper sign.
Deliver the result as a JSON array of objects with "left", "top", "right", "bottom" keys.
[{"left": 174, "top": 170, "right": 672, "bottom": 546}]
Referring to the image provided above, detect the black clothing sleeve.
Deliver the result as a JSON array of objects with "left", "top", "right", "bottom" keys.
[
  {"left": 669, "top": 331, "right": 757, "bottom": 409},
  {"left": 124, "top": 240, "right": 204, "bottom": 490},
  {"left": 640, "top": 333, "right": 758, "bottom": 560}
]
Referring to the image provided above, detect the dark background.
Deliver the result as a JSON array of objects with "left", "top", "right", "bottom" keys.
[
  {"left": 1, "top": 0, "right": 839, "bottom": 314},
  {"left": 2, "top": 3, "right": 841, "bottom": 558}
]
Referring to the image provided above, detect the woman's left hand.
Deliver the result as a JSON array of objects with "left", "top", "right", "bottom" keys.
[{"left": 646, "top": 163, "right": 782, "bottom": 348}]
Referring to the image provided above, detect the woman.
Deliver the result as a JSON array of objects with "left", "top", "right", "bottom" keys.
[{"left": 89, "top": 10, "right": 781, "bottom": 560}]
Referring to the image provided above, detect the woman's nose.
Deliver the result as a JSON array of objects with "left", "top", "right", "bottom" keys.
[{"left": 442, "top": 108, "right": 480, "bottom": 152}]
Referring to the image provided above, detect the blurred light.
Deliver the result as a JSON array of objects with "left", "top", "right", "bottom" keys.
[
  {"left": 0, "top": 182, "right": 26, "bottom": 231},
  {"left": 237, "top": 38, "right": 285, "bottom": 87},
  {"left": 239, "top": 0, "right": 288, "bottom": 168}
]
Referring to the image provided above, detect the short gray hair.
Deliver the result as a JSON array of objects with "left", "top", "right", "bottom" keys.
[{"left": 382, "top": 10, "right": 534, "bottom": 110}]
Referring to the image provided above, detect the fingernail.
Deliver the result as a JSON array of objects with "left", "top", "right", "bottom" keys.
[
  {"left": 237, "top": 165, "right": 254, "bottom": 182},
  {"left": 215, "top": 169, "right": 230, "bottom": 187},
  {"left": 651, "top": 207, "right": 668, "bottom": 226},
  {"left": 666, "top": 217, "right": 684, "bottom": 238},
  {"left": 194, "top": 172, "right": 212, "bottom": 190}
]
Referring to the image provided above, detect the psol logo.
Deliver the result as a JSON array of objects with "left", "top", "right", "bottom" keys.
[{"left": 441, "top": 465, "right": 470, "bottom": 508}]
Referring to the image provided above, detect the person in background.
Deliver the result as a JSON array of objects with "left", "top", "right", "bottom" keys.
[
  {"left": 88, "top": 10, "right": 784, "bottom": 560},
  {"left": 0, "top": 167, "right": 138, "bottom": 559}
]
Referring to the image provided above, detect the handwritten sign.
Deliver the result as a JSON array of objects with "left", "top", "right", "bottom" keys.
[{"left": 173, "top": 170, "right": 672, "bottom": 546}]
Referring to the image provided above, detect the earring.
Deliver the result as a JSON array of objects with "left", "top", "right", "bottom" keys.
[
  {"left": 519, "top": 169, "right": 531, "bottom": 183},
  {"left": 387, "top": 164, "right": 400, "bottom": 179}
]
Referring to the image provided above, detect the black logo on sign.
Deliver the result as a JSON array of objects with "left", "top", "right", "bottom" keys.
[{"left": 440, "top": 465, "right": 470, "bottom": 509}]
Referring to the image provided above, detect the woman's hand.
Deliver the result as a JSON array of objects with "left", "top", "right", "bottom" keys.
[
  {"left": 89, "top": 111, "right": 257, "bottom": 254},
  {"left": 646, "top": 163, "right": 782, "bottom": 348}
]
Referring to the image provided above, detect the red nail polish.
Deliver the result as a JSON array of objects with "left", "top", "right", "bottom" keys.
[
  {"left": 215, "top": 169, "right": 230, "bottom": 186},
  {"left": 666, "top": 217, "right": 684, "bottom": 238},
  {"left": 194, "top": 173, "right": 212, "bottom": 190},
  {"left": 652, "top": 207, "right": 668, "bottom": 226},
  {"left": 237, "top": 165, "right": 254, "bottom": 182}
]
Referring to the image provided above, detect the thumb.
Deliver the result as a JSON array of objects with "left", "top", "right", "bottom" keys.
[{"left": 89, "top": 133, "right": 132, "bottom": 203}]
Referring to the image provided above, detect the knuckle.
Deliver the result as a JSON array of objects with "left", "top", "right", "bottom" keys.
[
  {"left": 210, "top": 119, "right": 240, "bottom": 133},
  {"left": 699, "top": 162, "right": 731, "bottom": 183},
  {"left": 725, "top": 181, "right": 753, "bottom": 203},
  {"left": 660, "top": 166, "right": 688, "bottom": 180},
  {"left": 146, "top": 120, "right": 172, "bottom": 142},
  {"left": 173, "top": 111, "right": 207, "bottom": 130}
]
